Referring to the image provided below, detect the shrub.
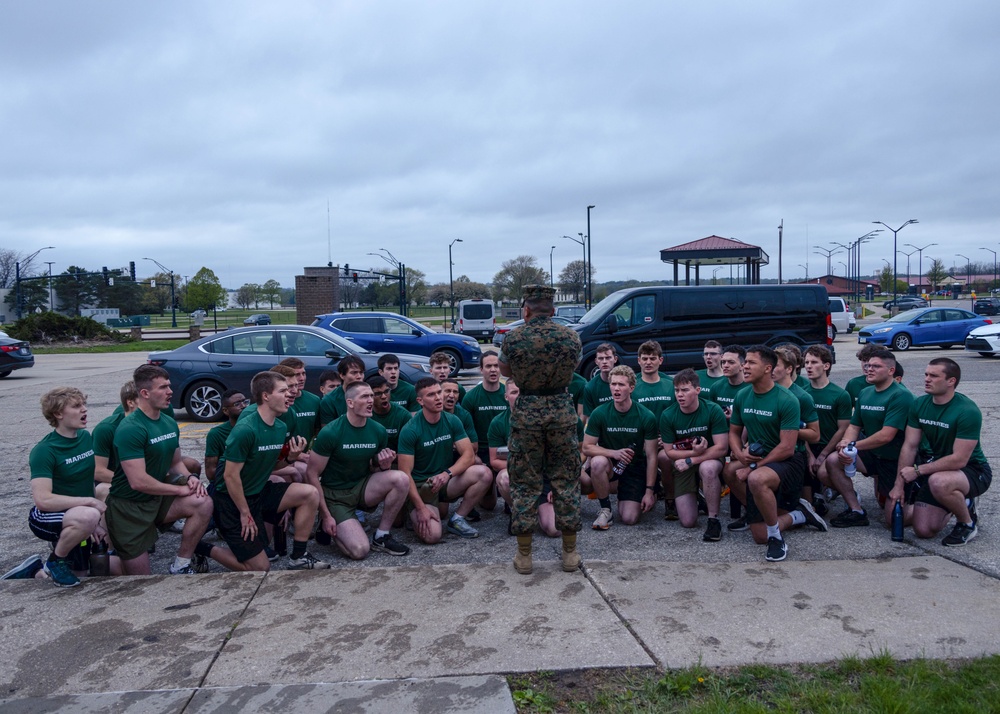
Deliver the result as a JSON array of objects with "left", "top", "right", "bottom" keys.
[{"left": 6, "top": 313, "right": 131, "bottom": 343}]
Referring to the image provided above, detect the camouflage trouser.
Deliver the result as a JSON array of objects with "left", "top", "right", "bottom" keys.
[{"left": 508, "top": 424, "right": 581, "bottom": 535}]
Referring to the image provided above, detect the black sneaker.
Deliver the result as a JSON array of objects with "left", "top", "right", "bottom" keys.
[
  {"left": 765, "top": 536, "right": 788, "bottom": 562},
  {"left": 465, "top": 508, "right": 482, "bottom": 523},
  {"left": 727, "top": 515, "right": 749, "bottom": 531},
  {"left": 697, "top": 491, "right": 709, "bottom": 515},
  {"left": 812, "top": 496, "right": 828, "bottom": 517},
  {"left": 264, "top": 546, "right": 280, "bottom": 562},
  {"left": 703, "top": 517, "right": 722, "bottom": 542},
  {"left": 193, "top": 554, "right": 210, "bottom": 573},
  {"left": 2, "top": 555, "right": 43, "bottom": 580},
  {"left": 797, "top": 498, "right": 829, "bottom": 532},
  {"left": 831, "top": 509, "right": 870, "bottom": 528},
  {"left": 371, "top": 532, "right": 410, "bottom": 556},
  {"left": 942, "top": 521, "right": 977, "bottom": 547}
]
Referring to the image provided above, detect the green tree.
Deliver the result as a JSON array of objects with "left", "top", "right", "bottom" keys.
[
  {"left": 99, "top": 278, "right": 145, "bottom": 316},
  {"left": 926, "top": 258, "right": 948, "bottom": 292},
  {"left": 54, "top": 266, "right": 100, "bottom": 316},
  {"left": 558, "top": 259, "right": 594, "bottom": 302},
  {"left": 140, "top": 272, "right": 173, "bottom": 314},
  {"left": 405, "top": 267, "right": 427, "bottom": 306},
  {"left": 492, "top": 255, "right": 548, "bottom": 303},
  {"left": 186, "top": 267, "right": 227, "bottom": 311},
  {"left": 4, "top": 279, "right": 48, "bottom": 315},
  {"left": 452, "top": 275, "right": 491, "bottom": 301},
  {"left": 235, "top": 283, "right": 259, "bottom": 309},
  {"left": 260, "top": 279, "right": 282, "bottom": 308}
]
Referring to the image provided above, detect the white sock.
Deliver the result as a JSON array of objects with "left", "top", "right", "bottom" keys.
[
  {"left": 375, "top": 529, "right": 389, "bottom": 540},
  {"left": 173, "top": 556, "right": 191, "bottom": 569},
  {"left": 766, "top": 523, "right": 781, "bottom": 540},
  {"left": 789, "top": 511, "right": 806, "bottom": 526}
]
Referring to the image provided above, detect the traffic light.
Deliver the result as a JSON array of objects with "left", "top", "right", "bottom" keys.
[
  {"left": 352, "top": 272, "right": 359, "bottom": 283},
  {"left": 129, "top": 261, "right": 136, "bottom": 281},
  {"left": 343, "top": 263, "right": 350, "bottom": 277}
]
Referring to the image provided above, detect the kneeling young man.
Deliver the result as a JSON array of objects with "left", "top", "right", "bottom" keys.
[
  {"left": 582, "top": 365, "right": 658, "bottom": 528},
  {"left": 306, "top": 380, "right": 411, "bottom": 559},
  {"left": 202, "top": 371, "right": 329, "bottom": 572},
  {"left": 658, "top": 370, "right": 729, "bottom": 541},
  {"left": 891, "top": 358, "right": 992, "bottom": 546}
]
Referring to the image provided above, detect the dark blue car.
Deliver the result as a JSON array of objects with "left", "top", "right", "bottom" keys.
[{"left": 312, "top": 312, "right": 481, "bottom": 376}]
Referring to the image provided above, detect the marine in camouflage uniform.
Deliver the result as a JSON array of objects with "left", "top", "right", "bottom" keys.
[{"left": 500, "top": 284, "right": 583, "bottom": 574}]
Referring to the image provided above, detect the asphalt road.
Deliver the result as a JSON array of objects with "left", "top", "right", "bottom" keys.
[{"left": 2, "top": 342, "right": 998, "bottom": 580}]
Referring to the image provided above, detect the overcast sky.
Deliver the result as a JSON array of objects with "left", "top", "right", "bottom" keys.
[{"left": 2, "top": 1, "right": 997, "bottom": 292}]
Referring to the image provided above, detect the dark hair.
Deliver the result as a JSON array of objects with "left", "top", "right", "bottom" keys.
[
  {"left": 638, "top": 340, "right": 662, "bottom": 357},
  {"left": 672, "top": 368, "right": 700, "bottom": 388},
  {"left": 429, "top": 351, "right": 451, "bottom": 366},
  {"left": 703, "top": 340, "right": 723, "bottom": 351},
  {"left": 929, "top": 357, "right": 960, "bottom": 386},
  {"left": 221, "top": 388, "right": 243, "bottom": 405},
  {"left": 119, "top": 380, "right": 139, "bottom": 410},
  {"left": 377, "top": 353, "right": 400, "bottom": 369},
  {"left": 596, "top": 342, "right": 617, "bottom": 355},
  {"left": 345, "top": 381, "right": 372, "bottom": 400},
  {"left": 134, "top": 364, "right": 169, "bottom": 391},
  {"left": 279, "top": 357, "right": 305, "bottom": 370},
  {"left": 774, "top": 344, "right": 802, "bottom": 374},
  {"left": 894, "top": 361, "right": 904, "bottom": 379},
  {"left": 414, "top": 376, "right": 440, "bottom": 396},
  {"left": 481, "top": 350, "right": 499, "bottom": 363},
  {"left": 804, "top": 344, "right": 833, "bottom": 365},
  {"left": 746, "top": 344, "right": 777, "bottom": 370},
  {"left": 251, "top": 371, "right": 285, "bottom": 404},
  {"left": 319, "top": 369, "right": 341, "bottom": 384},
  {"left": 366, "top": 374, "right": 389, "bottom": 390},
  {"left": 855, "top": 344, "right": 884, "bottom": 362},
  {"left": 722, "top": 345, "right": 746, "bottom": 361},
  {"left": 337, "top": 355, "right": 366, "bottom": 376},
  {"left": 270, "top": 364, "right": 297, "bottom": 379}
]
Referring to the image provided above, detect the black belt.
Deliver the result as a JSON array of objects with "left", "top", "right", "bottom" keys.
[{"left": 519, "top": 387, "right": 567, "bottom": 396}]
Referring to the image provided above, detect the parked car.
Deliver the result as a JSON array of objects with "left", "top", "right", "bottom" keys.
[
  {"left": 881, "top": 296, "right": 929, "bottom": 311},
  {"left": 828, "top": 297, "right": 856, "bottom": 338},
  {"left": 455, "top": 299, "right": 496, "bottom": 341},
  {"left": 972, "top": 297, "right": 1000, "bottom": 316},
  {"left": 965, "top": 323, "right": 1000, "bottom": 356},
  {"left": 147, "top": 325, "right": 429, "bottom": 421},
  {"left": 858, "top": 307, "right": 990, "bottom": 351},
  {"left": 492, "top": 316, "right": 573, "bottom": 347},
  {"left": 312, "top": 312, "right": 481, "bottom": 376},
  {"left": 0, "top": 334, "right": 34, "bottom": 378},
  {"left": 243, "top": 313, "right": 272, "bottom": 325},
  {"left": 554, "top": 305, "right": 588, "bottom": 323}
]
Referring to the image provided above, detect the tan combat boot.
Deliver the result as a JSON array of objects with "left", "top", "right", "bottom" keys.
[
  {"left": 513, "top": 534, "right": 533, "bottom": 574},
  {"left": 561, "top": 531, "right": 581, "bottom": 572}
]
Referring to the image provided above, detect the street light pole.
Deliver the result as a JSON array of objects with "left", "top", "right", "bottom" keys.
[
  {"left": 904, "top": 242, "right": 937, "bottom": 296},
  {"left": 873, "top": 219, "right": 918, "bottom": 302},
  {"left": 957, "top": 253, "right": 972, "bottom": 298},
  {"left": 45, "top": 261, "right": 55, "bottom": 311},
  {"left": 549, "top": 245, "right": 556, "bottom": 289},
  {"left": 586, "top": 205, "right": 595, "bottom": 310},
  {"left": 813, "top": 246, "right": 842, "bottom": 277},
  {"left": 898, "top": 249, "right": 917, "bottom": 293},
  {"left": 143, "top": 257, "right": 177, "bottom": 327},
  {"left": 448, "top": 238, "right": 462, "bottom": 332},
  {"left": 981, "top": 248, "right": 997, "bottom": 294},
  {"left": 14, "top": 246, "right": 54, "bottom": 320},
  {"left": 563, "top": 235, "right": 586, "bottom": 303}
]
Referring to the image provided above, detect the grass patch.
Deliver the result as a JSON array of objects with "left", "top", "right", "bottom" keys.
[
  {"left": 507, "top": 655, "right": 1000, "bottom": 712},
  {"left": 32, "top": 339, "right": 188, "bottom": 354}
]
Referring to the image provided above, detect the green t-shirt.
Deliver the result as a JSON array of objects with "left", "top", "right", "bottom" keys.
[
  {"left": 632, "top": 374, "right": 675, "bottom": 421},
  {"left": 110, "top": 409, "right": 180, "bottom": 502},
  {"left": 844, "top": 374, "right": 870, "bottom": 407},
  {"left": 291, "top": 391, "right": 321, "bottom": 443},
  {"left": 658, "top": 401, "right": 729, "bottom": 446},
  {"left": 461, "top": 383, "right": 508, "bottom": 446},
  {"left": 398, "top": 410, "right": 467, "bottom": 482},
  {"left": 795, "top": 374, "right": 810, "bottom": 390},
  {"left": 805, "top": 381, "right": 853, "bottom": 447},
  {"left": 730, "top": 384, "right": 800, "bottom": 454},
  {"left": 585, "top": 400, "right": 658, "bottom": 452},
  {"left": 786, "top": 383, "right": 819, "bottom": 454},
  {"left": 319, "top": 386, "right": 347, "bottom": 426},
  {"left": 371, "top": 404, "right": 412, "bottom": 452},
  {"left": 390, "top": 381, "right": 419, "bottom": 412},
  {"left": 694, "top": 369, "right": 723, "bottom": 401},
  {"left": 238, "top": 403, "right": 295, "bottom": 439},
  {"left": 93, "top": 411, "right": 126, "bottom": 473},
  {"left": 29, "top": 430, "right": 96, "bottom": 499},
  {"left": 851, "top": 381, "right": 914, "bottom": 460},
  {"left": 908, "top": 392, "right": 987, "bottom": 466},
  {"left": 711, "top": 379, "right": 750, "bottom": 416},
  {"left": 448, "top": 404, "right": 478, "bottom": 444},
  {"left": 312, "top": 416, "right": 388, "bottom": 490},
  {"left": 568, "top": 372, "right": 588, "bottom": 409},
  {"left": 205, "top": 420, "right": 235, "bottom": 480},
  {"left": 582, "top": 375, "right": 613, "bottom": 417},
  {"left": 218, "top": 411, "right": 287, "bottom": 497}
]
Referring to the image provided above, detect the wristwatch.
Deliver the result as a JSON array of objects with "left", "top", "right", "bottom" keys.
[
  {"left": 749, "top": 462, "right": 757, "bottom": 470},
  {"left": 685, "top": 457, "right": 693, "bottom": 466}
]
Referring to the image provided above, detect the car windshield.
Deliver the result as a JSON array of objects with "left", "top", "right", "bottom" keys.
[
  {"left": 576, "top": 289, "right": 632, "bottom": 325},
  {"left": 885, "top": 309, "right": 925, "bottom": 323}
]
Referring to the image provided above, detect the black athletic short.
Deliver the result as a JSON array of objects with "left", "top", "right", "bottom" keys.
[
  {"left": 914, "top": 462, "right": 993, "bottom": 510},
  {"left": 613, "top": 458, "right": 648, "bottom": 504},
  {"left": 859, "top": 451, "right": 900, "bottom": 499},
  {"left": 213, "top": 481, "right": 291, "bottom": 562},
  {"left": 28, "top": 508, "right": 91, "bottom": 571},
  {"left": 745, "top": 452, "right": 806, "bottom": 524}
]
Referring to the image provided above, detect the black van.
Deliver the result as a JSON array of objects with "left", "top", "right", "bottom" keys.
[{"left": 572, "top": 284, "right": 833, "bottom": 377}]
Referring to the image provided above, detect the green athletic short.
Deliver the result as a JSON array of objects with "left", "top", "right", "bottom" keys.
[
  {"left": 323, "top": 474, "right": 377, "bottom": 524},
  {"left": 105, "top": 495, "right": 176, "bottom": 561}
]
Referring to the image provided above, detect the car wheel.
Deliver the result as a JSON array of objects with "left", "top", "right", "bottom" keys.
[
  {"left": 938, "top": 344, "right": 954, "bottom": 349},
  {"left": 0, "top": 369, "right": 10, "bottom": 379},
  {"left": 979, "top": 352, "right": 996, "bottom": 358},
  {"left": 831, "top": 325, "right": 838, "bottom": 340},
  {"left": 580, "top": 357, "right": 600, "bottom": 381},
  {"left": 440, "top": 348, "right": 462, "bottom": 377},
  {"left": 184, "top": 380, "right": 225, "bottom": 422},
  {"left": 891, "top": 333, "right": 911, "bottom": 351}
]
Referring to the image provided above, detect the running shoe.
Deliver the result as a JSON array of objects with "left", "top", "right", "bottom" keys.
[
  {"left": 371, "top": 532, "right": 410, "bottom": 556},
  {"left": 797, "top": 498, "right": 829, "bottom": 532},
  {"left": 765, "top": 537, "right": 788, "bottom": 562},
  {"left": 446, "top": 515, "right": 479, "bottom": 539},
  {"left": 44, "top": 557, "right": 80, "bottom": 587},
  {"left": 831, "top": 508, "right": 870, "bottom": 528},
  {"left": 2, "top": 555, "right": 43, "bottom": 581},
  {"left": 592, "top": 507, "right": 613, "bottom": 530},
  {"left": 288, "top": 552, "right": 332, "bottom": 569},
  {"left": 942, "top": 522, "right": 977, "bottom": 547},
  {"left": 703, "top": 517, "right": 722, "bottom": 542}
]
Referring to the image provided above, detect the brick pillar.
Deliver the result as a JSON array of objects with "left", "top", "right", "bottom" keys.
[{"left": 295, "top": 267, "right": 341, "bottom": 325}]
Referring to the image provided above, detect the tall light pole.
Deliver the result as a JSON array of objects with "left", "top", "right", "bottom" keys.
[
  {"left": 813, "top": 246, "right": 842, "bottom": 277},
  {"left": 14, "top": 246, "right": 54, "bottom": 319},
  {"left": 712, "top": 267, "right": 722, "bottom": 285},
  {"left": 367, "top": 248, "right": 407, "bottom": 316},
  {"left": 833, "top": 229, "right": 880, "bottom": 303},
  {"left": 898, "top": 248, "right": 917, "bottom": 292},
  {"left": 838, "top": 261, "right": 849, "bottom": 277},
  {"left": 563, "top": 235, "right": 586, "bottom": 303},
  {"left": 549, "top": 245, "right": 556, "bottom": 289},
  {"left": 143, "top": 257, "right": 177, "bottom": 327},
  {"left": 873, "top": 219, "right": 918, "bottom": 302},
  {"left": 981, "top": 247, "right": 997, "bottom": 294},
  {"left": 957, "top": 253, "right": 972, "bottom": 296},
  {"left": 448, "top": 238, "right": 462, "bottom": 332},
  {"left": 905, "top": 242, "right": 937, "bottom": 296},
  {"left": 44, "top": 261, "right": 55, "bottom": 311},
  {"left": 798, "top": 264, "right": 809, "bottom": 280},
  {"left": 586, "top": 205, "right": 595, "bottom": 309}
]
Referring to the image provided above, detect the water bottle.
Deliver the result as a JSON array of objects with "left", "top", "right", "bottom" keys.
[
  {"left": 612, "top": 443, "right": 637, "bottom": 477},
  {"left": 89, "top": 540, "right": 111, "bottom": 576},
  {"left": 891, "top": 501, "right": 904, "bottom": 542},
  {"left": 843, "top": 441, "right": 858, "bottom": 477}
]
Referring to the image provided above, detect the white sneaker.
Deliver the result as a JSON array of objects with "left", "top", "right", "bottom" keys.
[{"left": 592, "top": 507, "right": 613, "bottom": 530}]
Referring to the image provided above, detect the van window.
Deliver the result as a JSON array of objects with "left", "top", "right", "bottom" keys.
[
  {"left": 613, "top": 294, "right": 656, "bottom": 328},
  {"left": 462, "top": 304, "right": 493, "bottom": 320},
  {"left": 670, "top": 288, "right": 818, "bottom": 319}
]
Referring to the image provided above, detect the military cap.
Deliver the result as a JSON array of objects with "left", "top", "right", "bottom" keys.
[{"left": 522, "top": 284, "right": 555, "bottom": 301}]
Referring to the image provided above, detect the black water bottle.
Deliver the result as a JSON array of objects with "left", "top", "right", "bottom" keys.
[
  {"left": 891, "top": 501, "right": 904, "bottom": 542},
  {"left": 89, "top": 539, "right": 111, "bottom": 576}
]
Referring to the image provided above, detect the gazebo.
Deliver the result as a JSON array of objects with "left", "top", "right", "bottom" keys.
[{"left": 659, "top": 235, "right": 769, "bottom": 285}]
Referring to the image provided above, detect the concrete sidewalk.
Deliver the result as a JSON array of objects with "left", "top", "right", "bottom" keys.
[{"left": 3, "top": 554, "right": 999, "bottom": 711}]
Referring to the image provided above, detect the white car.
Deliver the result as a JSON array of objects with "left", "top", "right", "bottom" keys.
[
  {"left": 828, "top": 297, "right": 855, "bottom": 338},
  {"left": 965, "top": 323, "right": 1000, "bottom": 356}
]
